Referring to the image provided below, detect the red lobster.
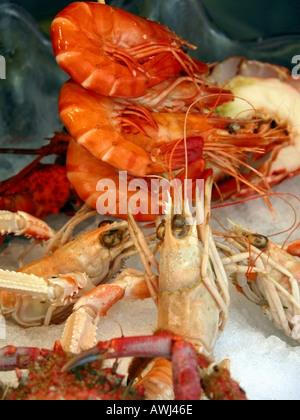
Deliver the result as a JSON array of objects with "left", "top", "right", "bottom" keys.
[{"left": 0, "top": 331, "right": 247, "bottom": 401}]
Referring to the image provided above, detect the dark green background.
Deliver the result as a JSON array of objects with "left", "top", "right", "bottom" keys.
[{"left": 8, "top": 0, "right": 300, "bottom": 38}]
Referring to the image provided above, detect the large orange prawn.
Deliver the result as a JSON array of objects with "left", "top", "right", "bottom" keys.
[
  {"left": 60, "top": 79, "right": 278, "bottom": 189},
  {"left": 66, "top": 138, "right": 211, "bottom": 222},
  {"left": 59, "top": 80, "right": 208, "bottom": 176},
  {"left": 51, "top": 2, "right": 206, "bottom": 98}
]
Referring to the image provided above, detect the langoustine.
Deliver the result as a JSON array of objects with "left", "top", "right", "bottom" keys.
[
  {"left": 0, "top": 217, "right": 135, "bottom": 328},
  {"left": 216, "top": 220, "right": 300, "bottom": 342},
  {"left": 59, "top": 177, "right": 237, "bottom": 400}
]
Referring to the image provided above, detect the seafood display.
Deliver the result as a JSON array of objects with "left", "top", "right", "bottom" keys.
[
  {"left": 0, "top": 0, "right": 300, "bottom": 401},
  {"left": 50, "top": 1, "right": 205, "bottom": 98}
]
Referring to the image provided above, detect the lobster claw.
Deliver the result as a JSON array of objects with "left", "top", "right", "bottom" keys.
[{"left": 63, "top": 331, "right": 202, "bottom": 401}]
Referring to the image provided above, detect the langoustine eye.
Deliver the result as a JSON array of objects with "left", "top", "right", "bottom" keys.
[
  {"left": 156, "top": 215, "right": 190, "bottom": 241},
  {"left": 247, "top": 234, "right": 269, "bottom": 250},
  {"left": 172, "top": 214, "right": 189, "bottom": 239},
  {"left": 100, "top": 229, "right": 124, "bottom": 248},
  {"left": 172, "top": 214, "right": 186, "bottom": 229}
]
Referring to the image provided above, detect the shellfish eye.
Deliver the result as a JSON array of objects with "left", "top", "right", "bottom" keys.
[
  {"left": 227, "top": 122, "right": 241, "bottom": 134},
  {"left": 98, "top": 220, "right": 114, "bottom": 228},
  {"left": 172, "top": 215, "right": 189, "bottom": 239},
  {"left": 172, "top": 214, "right": 185, "bottom": 229},
  {"left": 100, "top": 229, "right": 123, "bottom": 248},
  {"left": 156, "top": 222, "right": 166, "bottom": 241},
  {"left": 248, "top": 234, "right": 269, "bottom": 250},
  {"left": 181, "top": 44, "right": 189, "bottom": 54}
]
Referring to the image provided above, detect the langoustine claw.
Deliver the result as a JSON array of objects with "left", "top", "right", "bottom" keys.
[{"left": 0, "top": 210, "right": 55, "bottom": 241}]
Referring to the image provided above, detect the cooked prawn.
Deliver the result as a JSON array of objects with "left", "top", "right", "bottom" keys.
[
  {"left": 131, "top": 75, "right": 233, "bottom": 112},
  {"left": 66, "top": 139, "right": 210, "bottom": 222},
  {"left": 60, "top": 79, "right": 278, "bottom": 195},
  {"left": 51, "top": 2, "right": 205, "bottom": 98},
  {"left": 66, "top": 139, "right": 157, "bottom": 221},
  {"left": 59, "top": 80, "right": 205, "bottom": 176}
]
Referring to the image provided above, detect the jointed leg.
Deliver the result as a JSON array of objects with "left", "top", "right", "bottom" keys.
[
  {"left": 61, "top": 269, "right": 151, "bottom": 354},
  {"left": 0, "top": 211, "right": 55, "bottom": 240},
  {"left": 127, "top": 211, "right": 159, "bottom": 304}
]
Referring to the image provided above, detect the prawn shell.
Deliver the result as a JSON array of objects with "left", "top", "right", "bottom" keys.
[
  {"left": 66, "top": 139, "right": 159, "bottom": 222},
  {"left": 51, "top": 2, "right": 204, "bottom": 98}
]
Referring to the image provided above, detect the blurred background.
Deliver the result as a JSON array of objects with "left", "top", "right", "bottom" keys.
[{"left": 9, "top": 0, "right": 300, "bottom": 39}]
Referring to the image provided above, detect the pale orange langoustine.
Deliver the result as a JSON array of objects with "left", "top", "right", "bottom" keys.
[
  {"left": 51, "top": 2, "right": 206, "bottom": 98},
  {"left": 217, "top": 221, "right": 300, "bottom": 342}
]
